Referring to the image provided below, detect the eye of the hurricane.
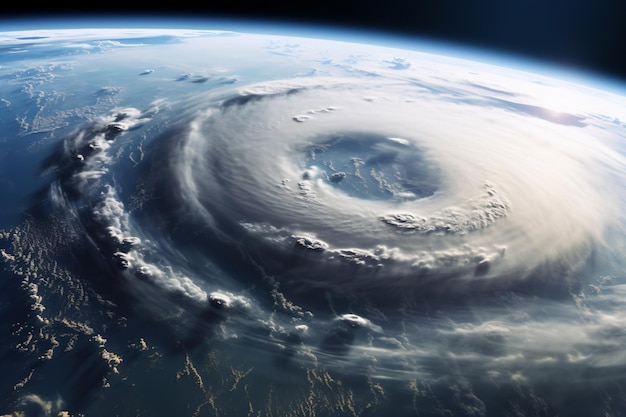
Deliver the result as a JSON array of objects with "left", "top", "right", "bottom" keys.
[{"left": 301, "top": 133, "right": 440, "bottom": 202}]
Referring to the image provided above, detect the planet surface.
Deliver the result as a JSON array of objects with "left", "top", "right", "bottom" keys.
[{"left": 1, "top": 24, "right": 626, "bottom": 417}]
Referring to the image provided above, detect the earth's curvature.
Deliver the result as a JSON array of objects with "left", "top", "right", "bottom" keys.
[{"left": 1, "top": 26, "right": 626, "bottom": 417}]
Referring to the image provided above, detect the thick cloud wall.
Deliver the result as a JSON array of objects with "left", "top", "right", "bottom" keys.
[{"left": 175, "top": 78, "right": 625, "bottom": 297}]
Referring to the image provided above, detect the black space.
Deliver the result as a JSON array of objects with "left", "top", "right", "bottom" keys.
[{"left": 2, "top": 0, "right": 626, "bottom": 82}]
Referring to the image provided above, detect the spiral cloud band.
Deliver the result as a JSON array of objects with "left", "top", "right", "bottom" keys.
[
  {"left": 42, "top": 62, "right": 626, "bottom": 417},
  {"left": 52, "top": 72, "right": 626, "bottom": 367}
]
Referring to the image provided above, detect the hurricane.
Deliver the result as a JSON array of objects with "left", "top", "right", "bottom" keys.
[{"left": 2, "top": 27, "right": 626, "bottom": 417}]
